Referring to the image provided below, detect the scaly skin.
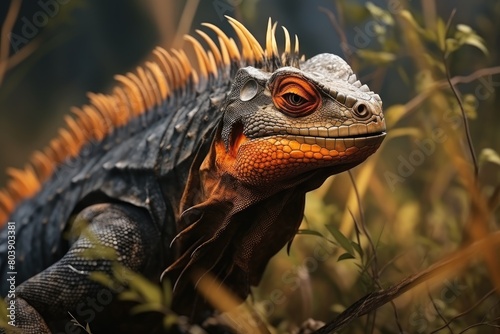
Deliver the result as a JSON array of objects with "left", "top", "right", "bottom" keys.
[{"left": 0, "top": 18, "right": 385, "bottom": 333}]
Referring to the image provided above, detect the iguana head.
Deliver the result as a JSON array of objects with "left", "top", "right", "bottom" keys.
[
  {"left": 216, "top": 53, "right": 385, "bottom": 187},
  {"left": 166, "top": 17, "right": 386, "bottom": 317}
]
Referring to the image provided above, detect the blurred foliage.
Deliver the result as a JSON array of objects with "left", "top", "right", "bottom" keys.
[
  {"left": 1, "top": 0, "right": 500, "bottom": 333},
  {"left": 253, "top": 1, "right": 500, "bottom": 333}
]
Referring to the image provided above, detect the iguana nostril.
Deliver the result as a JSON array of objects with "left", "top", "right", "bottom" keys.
[{"left": 352, "top": 102, "right": 372, "bottom": 120}]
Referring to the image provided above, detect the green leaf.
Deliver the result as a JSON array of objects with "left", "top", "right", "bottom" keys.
[
  {"left": 113, "top": 265, "right": 162, "bottom": 305},
  {"left": 81, "top": 244, "right": 118, "bottom": 261},
  {"left": 356, "top": 50, "right": 396, "bottom": 64},
  {"left": 297, "top": 229, "right": 325, "bottom": 237},
  {"left": 331, "top": 303, "right": 346, "bottom": 313},
  {"left": 118, "top": 290, "right": 142, "bottom": 302},
  {"left": 399, "top": 10, "right": 426, "bottom": 35},
  {"left": 446, "top": 38, "right": 460, "bottom": 55},
  {"left": 162, "top": 279, "right": 173, "bottom": 307},
  {"left": 452, "top": 24, "right": 489, "bottom": 56},
  {"left": 456, "top": 24, "right": 473, "bottom": 34},
  {"left": 462, "top": 94, "right": 478, "bottom": 119},
  {"left": 478, "top": 148, "right": 500, "bottom": 187},
  {"left": 128, "top": 275, "right": 162, "bottom": 305},
  {"left": 436, "top": 18, "right": 447, "bottom": 50},
  {"left": 338, "top": 252, "right": 356, "bottom": 262},
  {"left": 163, "top": 314, "right": 178, "bottom": 329},
  {"left": 479, "top": 148, "right": 500, "bottom": 166},
  {"left": 325, "top": 224, "right": 354, "bottom": 254},
  {"left": 423, "top": 53, "right": 445, "bottom": 73},
  {"left": 88, "top": 272, "right": 116, "bottom": 290},
  {"left": 366, "top": 2, "right": 394, "bottom": 26},
  {"left": 461, "top": 35, "right": 488, "bottom": 55}
]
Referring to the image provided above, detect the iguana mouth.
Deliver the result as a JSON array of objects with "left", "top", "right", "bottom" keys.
[
  {"left": 224, "top": 129, "right": 386, "bottom": 186},
  {"left": 255, "top": 133, "right": 385, "bottom": 160},
  {"left": 229, "top": 116, "right": 386, "bottom": 154},
  {"left": 230, "top": 128, "right": 385, "bottom": 160}
]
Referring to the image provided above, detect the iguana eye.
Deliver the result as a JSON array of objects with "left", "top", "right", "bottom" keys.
[
  {"left": 271, "top": 76, "right": 321, "bottom": 117},
  {"left": 283, "top": 93, "right": 306, "bottom": 106}
]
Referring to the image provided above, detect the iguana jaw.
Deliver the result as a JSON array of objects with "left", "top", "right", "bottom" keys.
[{"left": 217, "top": 129, "right": 386, "bottom": 186}]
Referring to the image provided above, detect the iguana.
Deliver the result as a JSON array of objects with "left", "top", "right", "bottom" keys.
[{"left": 0, "top": 17, "right": 385, "bottom": 333}]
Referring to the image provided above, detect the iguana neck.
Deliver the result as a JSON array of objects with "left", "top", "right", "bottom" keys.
[{"left": 164, "top": 124, "right": 349, "bottom": 317}]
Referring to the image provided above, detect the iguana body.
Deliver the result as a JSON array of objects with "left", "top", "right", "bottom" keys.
[{"left": 0, "top": 18, "right": 385, "bottom": 333}]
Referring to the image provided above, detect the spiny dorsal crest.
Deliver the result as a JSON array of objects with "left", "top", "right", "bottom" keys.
[{"left": 0, "top": 17, "right": 301, "bottom": 225}]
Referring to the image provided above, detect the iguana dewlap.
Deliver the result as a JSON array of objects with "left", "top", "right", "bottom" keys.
[{"left": 0, "top": 17, "right": 385, "bottom": 333}]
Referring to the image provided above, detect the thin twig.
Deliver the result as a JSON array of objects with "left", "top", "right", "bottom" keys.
[
  {"left": 368, "top": 310, "right": 376, "bottom": 334},
  {"left": 347, "top": 172, "right": 378, "bottom": 333},
  {"left": 172, "top": 0, "right": 200, "bottom": 49},
  {"left": 429, "top": 289, "right": 497, "bottom": 334},
  {"left": 0, "top": 0, "right": 22, "bottom": 86},
  {"left": 441, "top": 9, "right": 478, "bottom": 178},
  {"left": 347, "top": 171, "right": 403, "bottom": 332},
  {"left": 428, "top": 289, "right": 454, "bottom": 334},
  {"left": 377, "top": 251, "right": 408, "bottom": 277},
  {"left": 450, "top": 66, "right": 500, "bottom": 86},
  {"left": 348, "top": 171, "right": 378, "bottom": 278},
  {"left": 68, "top": 312, "right": 93, "bottom": 334},
  {"left": 456, "top": 317, "right": 500, "bottom": 334},
  {"left": 399, "top": 66, "right": 500, "bottom": 123},
  {"left": 1, "top": 37, "right": 39, "bottom": 71},
  {"left": 318, "top": 7, "right": 352, "bottom": 64},
  {"left": 350, "top": 208, "right": 363, "bottom": 262}
]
